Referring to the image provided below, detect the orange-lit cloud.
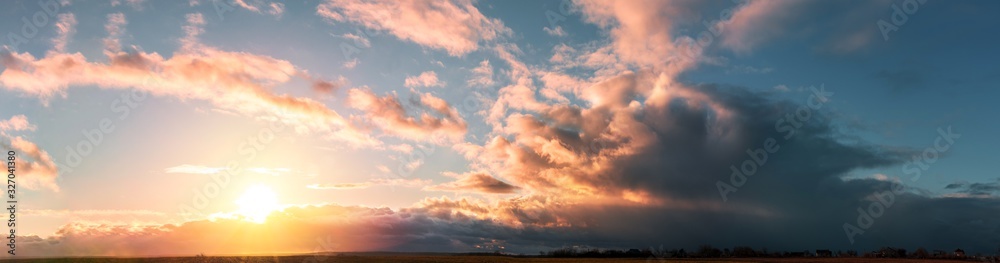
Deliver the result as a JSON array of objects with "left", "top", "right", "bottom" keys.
[
  {"left": 0, "top": 13, "right": 378, "bottom": 147},
  {"left": 0, "top": 115, "right": 58, "bottom": 192},
  {"left": 316, "top": 0, "right": 510, "bottom": 56},
  {"left": 347, "top": 89, "right": 467, "bottom": 143},
  {"left": 425, "top": 171, "right": 518, "bottom": 194},
  {"left": 51, "top": 13, "right": 76, "bottom": 53},
  {"left": 404, "top": 71, "right": 445, "bottom": 88}
]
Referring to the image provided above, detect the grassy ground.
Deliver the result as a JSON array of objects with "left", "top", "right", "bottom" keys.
[{"left": 0, "top": 255, "right": 984, "bottom": 263}]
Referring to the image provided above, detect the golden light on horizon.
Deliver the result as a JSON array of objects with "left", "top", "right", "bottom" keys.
[{"left": 234, "top": 184, "right": 279, "bottom": 224}]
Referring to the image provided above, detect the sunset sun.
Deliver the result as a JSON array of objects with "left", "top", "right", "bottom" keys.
[{"left": 234, "top": 185, "right": 279, "bottom": 223}]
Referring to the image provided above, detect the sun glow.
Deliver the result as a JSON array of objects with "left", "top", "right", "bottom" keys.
[{"left": 235, "top": 185, "right": 279, "bottom": 223}]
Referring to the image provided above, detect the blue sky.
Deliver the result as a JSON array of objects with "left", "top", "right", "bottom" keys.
[{"left": 1, "top": 0, "right": 999, "bottom": 257}]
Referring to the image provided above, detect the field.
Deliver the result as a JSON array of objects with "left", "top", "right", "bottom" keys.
[{"left": 0, "top": 255, "right": 986, "bottom": 263}]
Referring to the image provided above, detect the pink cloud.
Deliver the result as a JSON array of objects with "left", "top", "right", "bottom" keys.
[
  {"left": 51, "top": 13, "right": 77, "bottom": 53},
  {"left": 6, "top": 136, "right": 59, "bottom": 192},
  {"left": 466, "top": 59, "right": 494, "bottom": 87},
  {"left": 232, "top": 0, "right": 285, "bottom": 17},
  {"left": 404, "top": 71, "right": 445, "bottom": 88},
  {"left": 1, "top": 116, "right": 58, "bottom": 192},
  {"left": 347, "top": 89, "right": 466, "bottom": 143},
  {"left": 574, "top": 0, "right": 702, "bottom": 75},
  {"left": 316, "top": 0, "right": 510, "bottom": 56},
  {"left": 718, "top": 0, "right": 802, "bottom": 53},
  {"left": 0, "top": 13, "right": 378, "bottom": 147}
]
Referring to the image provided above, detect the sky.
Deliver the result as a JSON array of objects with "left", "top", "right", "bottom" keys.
[{"left": 1, "top": 0, "right": 999, "bottom": 258}]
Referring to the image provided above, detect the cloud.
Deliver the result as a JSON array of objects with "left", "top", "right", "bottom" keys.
[
  {"left": 308, "top": 177, "right": 430, "bottom": 190},
  {"left": 0, "top": 115, "right": 35, "bottom": 132},
  {"left": 307, "top": 183, "right": 370, "bottom": 189},
  {"left": 347, "top": 89, "right": 466, "bottom": 143},
  {"left": 426, "top": 171, "right": 518, "bottom": 194},
  {"left": 5, "top": 136, "right": 59, "bottom": 192},
  {"left": 0, "top": 13, "right": 379, "bottom": 147},
  {"left": 0, "top": 115, "right": 58, "bottom": 192},
  {"left": 165, "top": 165, "right": 224, "bottom": 174},
  {"left": 316, "top": 0, "right": 510, "bottom": 56},
  {"left": 103, "top": 13, "right": 127, "bottom": 55},
  {"left": 342, "top": 58, "right": 359, "bottom": 69},
  {"left": 543, "top": 26, "right": 567, "bottom": 37},
  {"left": 574, "top": 0, "right": 702, "bottom": 74},
  {"left": 232, "top": 0, "right": 285, "bottom": 17},
  {"left": 943, "top": 179, "right": 1000, "bottom": 198},
  {"left": 339, "top": 32, "right": 371, "bottom": 48},
  {"left": 718, "top": 1, "right": 891, "bottom": 54},
  {"left": 389, "top": 144, "right": 414, "bottom": 153},
  {"left": 717, "top": 0, "right": 801, "bottom": 53},
  {"left": 466, "top": 59, "right": 494, "bottom": 87},
  {"left": 52, "top": 13, "right": 77, "bottom": 53},
  {"left": 404, "top": 71, "right": 445, "bottom": 88}
]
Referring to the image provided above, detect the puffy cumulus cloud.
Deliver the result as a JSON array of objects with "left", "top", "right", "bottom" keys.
[
  {"left": 4, "top": 136, "right": 59, "bottom": 192},
  {"left": 316, "top": 0, "right": 510, "bottom": 56},
  {"left": 404, "top": 71, "right": 445, "bottom": 88},
  {"left": 453, "top": 69, "right": 1000, "bottom": 251},
  {"left": 425, "top": 171, "right": 518, "bottom": 194},
  {"left": 0, "top": 115, "right": 35, "bottom": 132},
  {"left": 448, "top": 10, "right": 994, "bottom": 247},
  {"left": 0, "top": 115, "right": 58, "bottom": 192},
  {"left": 0, "top": 13, "right": 377, "bottom": 147},
  {"left": 347, "top": 89, "right": 466, "bottom": 143},
  {"left": 574, "top": 0, "right": 704, "bottom": 75}
]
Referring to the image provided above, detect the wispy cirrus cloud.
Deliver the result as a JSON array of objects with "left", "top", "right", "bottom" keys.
[
  {"left": 165, "top": 165, "right": 224, "bottom": 175},
  {"left": 308, "top": 177, "right": 430, "bottom": 190},
  {"left": 316, "top": 0, "right": 510, "bottom": 56},
  {"left": 425, "top": 171, "right": 518, "bottom": 194}
]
